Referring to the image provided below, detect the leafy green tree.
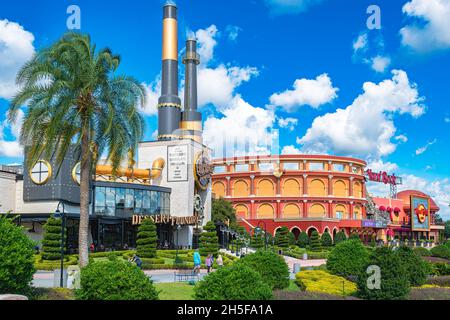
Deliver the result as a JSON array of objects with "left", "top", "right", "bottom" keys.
[
  {"left": 321, "top": 231, "right": 333, "bottom": 247},
  {"left": 333, "top": 230, "right": 347, "bottom": 245},
  {"left": 199, "top": 221, "right": 219, "bottom": 257},
  {"left": 136, "top": 219, "right": 158, "bottom": 258},
  {"left": 41, "top": 215, "right": 66, "bottom": 260},
  {"left": 326, "top": 239, "right": 369, "bottom": 277},
  {"left": 396, "top": 246, "right": 428, "bottom": 287},
  {"left": 309, "top": 230, "right": 322, "bottom": 252},
  {"left": 9, "top": 32, "right": 146, "bottom": 267},
  {"left": 357, "top": 247, "right": 410, "bottom": 300},
  {"left": 211, "top": 198, "right": 236, "bottom": 225},
  {"left": 275, "top": 226, "right": 290, "bottom": 248},
  {"left": 0, "top": 215, "right": 36, "bottom": 294},
  {"left": 297, "top": 231, "right": 309, "bottom": 248}
]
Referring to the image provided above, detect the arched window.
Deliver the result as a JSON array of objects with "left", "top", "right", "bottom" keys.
[
  {"left": 235, "top": 204, "right": 249, "bottom": 219},
  {"left": 354, "top": 181, "right": 363, "bottom": 198},
  {"left": 309, "top": 179, "right": 326, "bottom": 196},
  {"left": 333, "top": 180, "right": 348, "bottom": 197},
  {"left": 257, "top": 204, "right": 274, "bottom": 219},
  {"left": 283, "top": 204, "right": 300, "bottom": 219},
  {"left": 233, "top": 180, "right": 249, "bottom": 197},
  {"left": 212, "top": 181, "right": 226, "bottom": 198},
  {"left": 257, "top": 179, "right": 275, "bottom": 197},
  {"left": 283, "top": 179, "right": 301, "bottom": 197},
  {"left": 354, "top": 205, "right": 362, "bottom": 220},
  {"left": 309, "top": 203, "right": 326, "bottom": 218},
  {"left": 334, "top": 204, "right": 348, "bottom": 219}
]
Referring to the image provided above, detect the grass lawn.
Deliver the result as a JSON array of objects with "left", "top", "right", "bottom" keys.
[{"left": 154, "top": 283, "right": 195, "bottom": 300}]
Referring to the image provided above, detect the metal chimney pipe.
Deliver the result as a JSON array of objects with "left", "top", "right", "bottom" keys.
[{"left": 157, "top": 2, "right": 182, "bottom": 140}]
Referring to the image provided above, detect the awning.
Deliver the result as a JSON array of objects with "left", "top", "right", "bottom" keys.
[
  {"left": 379, "top": 206, "right": 386, "bottom": 211},
  {"left": 394, "top": 207, "right": 401, "bottom": 213},
  {"left": 387, "top": 207, "right": 392, "bottom": 212}
]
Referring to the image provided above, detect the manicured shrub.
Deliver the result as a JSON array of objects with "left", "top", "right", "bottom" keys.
[
  {"left": 194, "top": 263, "right": 273, "bottom": 300},
  {"left": 289, "top": 232, "right": 296, "bottom": 245},
  {"left": 326, "top": 239, "right": 369, "bottom": 278},
  {"left": 357, "top": 247, "right": 410, "bottom": 300},
  {"left": 431, "top": 263, "right": 450, "bottom": 276},
  {"left": 349, "top": 233, "right": 361, "bottom": 241},
  {"left": 136, "top": 218, "right": 158, "bottom": 258},
  {"left": 295, "top": 270, "right": 357, "bottom": 296},
  {"left": 414, "top": 247, "right": 432, "bottom": 257},
  {"left": 275, "top": 226, "right": 290, "bottom": 248},
  {"left": 237, "top": 250, "right": 290, "bottom": 290},
  {"left": 41, "top": 215, "right": 65, "bottom": 261},
  {"left": 396, "top": 246, "right": 429, "bottom": 286},
  {"left": 369, "top": 235, "right": 377, "bottom": 247},
  {"left": 0, "top": 215, "right": 36, "bottom": 294},
  {"left": 333, "top": 230, "right": 347, "bottom": 245},
  {"left": 321, "top": 231, "right": 333, "bottom": 247},
  {"left": 430, "top": 245, "right": 450, "bottom": 260},
  {"left": 297, "top": 231, "right": 309, "bottom": 248},
  {"left": 199, "top": 221, "right": 219, "bottom": 257},
  {"left": 76, "top": 257, "right": 159, "bottom": 300},
  {"left": 309, "top": 230, "right": 322, "bottom": 252},
  {"left": 251, "top": 231, "right": 264, "bottom": 249}
]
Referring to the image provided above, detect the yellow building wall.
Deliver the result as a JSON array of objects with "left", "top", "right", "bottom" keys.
[
  {"left": 354, "top": 182, "right": 363, "bottom": 198},
  {"left": 309, "top": 203, "right": 326, "bottom": 218},
  {"left": 257, "top": 179, "right": 275, "bottom": 197},
  {"left": 283, "top": 204, "right": 301, "bottom": 219},
  {"left": 212, "top": 181, "right": 226, "bottom": 198},
  {"left": 309, "top": 179, "right": 326, "bottom": 196},
  {"left": 354, "top": 205, "right": 362, "bottom": 219},
  {"left": 282, "top": 179, "right": 301, "bottom": 197},
  {"left": 257, "top": 204, "right": 274, "bottom": 219},
  {"left": 235, "top": 204, "right": 249, "bottom": 219},
  {"left": 233, "top": 180, "right": 249, "bottom": 197}
]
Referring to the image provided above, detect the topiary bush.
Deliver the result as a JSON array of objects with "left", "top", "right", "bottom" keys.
[
  {"left": 0, "top": 215, "right": 36, "bottom": 295},
  {"left": 349, "top": 233, "right": 361, "bottom": 241},
  {"left": 288, "top": 232, "right": 296, "bottom": 245},
  {"left": 326, "top": 239, "right": 369, "bottom": 278},
  {"left": 333, "top": 230, "right": 347, "bottom": 245},
  {"left": 136, "top": 218, "right": 158, "bottom": 258},
  {"left": 199, "top": 221, "right": 219, "bottom": 257},
  {"left": 251, "top": 231, "right": 264, "bottom": 250},
  {"left": 194, "top": 263, "right": 273, "bottom": 300},
  {"left": 309, "top": 230, "right": 322, "bottom": 252},
  {"left": 297, "top": 231, "right": 309, "bottom": 248},
  {"left": 41, "top": 215, "right": 65, "bottom": 261},
  {"left": 321, "top": 231, "right": 333, "bottom": 247},
  {"left": 76, "top": 257, "right": 159, "bottom": 300},
  {"left": 430, "top": 245, "right": 450, "bottom": 260},
  {"left": 237, "top": 250, "right": 290, "bottom": 290},
  {"left": 275, "top": 226, "right": 290, "bottom": 248},
  {"left": 357, "top": 247, "right": 410, "bottom": 300},
  {"left": 396, "top": 246, "right": 429, "bottom": 287}
]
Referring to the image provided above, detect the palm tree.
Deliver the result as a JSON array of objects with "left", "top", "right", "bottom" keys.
[{"left": 8, "top": 32, "right": 146, "bottom": 267}]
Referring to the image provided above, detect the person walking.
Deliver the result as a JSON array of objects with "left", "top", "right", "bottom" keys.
[
  {"left": 193, "top": 250, "right": 201, "bottom": 275},
  {"left": 216, "top": 254, "right": 223, "bottom": 268},
  {"left": 205, "top": 254, "right": 213, "bottom": 273}
]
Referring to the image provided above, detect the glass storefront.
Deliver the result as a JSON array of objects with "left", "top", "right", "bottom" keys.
[{"left": 93, "top": 185, "right": 170, "bottom": 218}]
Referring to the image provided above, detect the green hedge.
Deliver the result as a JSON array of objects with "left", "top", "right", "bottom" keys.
[
  {"left": 430, "top": 245, "right": 450, "bottom": 259},
  {"left": 35, "top": 254, "right": 78, "bottom": 270},
  {"left": 413, "top": 247, "right": 432, "bottom": 257}
]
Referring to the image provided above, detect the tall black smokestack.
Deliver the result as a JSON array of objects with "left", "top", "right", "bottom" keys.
[
  {"left": 181, "top": 39, "right": 202, "bottom": 144},
  {"left": 158, "top": 2, "right": 181, "bottom": 140}
]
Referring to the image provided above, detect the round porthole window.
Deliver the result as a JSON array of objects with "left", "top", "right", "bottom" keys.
[
  {"left": 30, "top": 160, "right": 52, "bottom": 185},
  {"left": 72, "top": 162, "right": 81, "bottom": 185}
]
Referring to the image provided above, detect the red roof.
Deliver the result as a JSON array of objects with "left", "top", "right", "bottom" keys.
[{"left": 397, "top": 190, "right": 440, "bottom": 211}]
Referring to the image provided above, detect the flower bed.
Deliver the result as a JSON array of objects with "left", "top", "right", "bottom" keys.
[{"left": 295, "top": 270, "right": 357, "bottom": 297}]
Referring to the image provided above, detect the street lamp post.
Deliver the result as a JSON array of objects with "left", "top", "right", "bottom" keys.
[
  {"left": 54, "top": 200, "right": 66, "bottom": 288},
  {"left": 257, "top": 221, "right": 268, "bottom": 251},
  {"left": 175, "top": 224, "right": 181, "bottom": 263}
]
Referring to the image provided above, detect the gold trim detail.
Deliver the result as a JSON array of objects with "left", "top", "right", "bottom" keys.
[
  {"left": 182, "top": 135, "right": 203, "bottom": 144},
  {"left": 157, "top": 102, "right": 182, "bottom": 109},
  {"left": 29, "top": 160, "right": 52, "bottom": 185},
  {"left": 72, "top": 162, "right": 81, "bottom": 185},
  {"left": 162, "top": 18, "right": 178, "bottom": 61},
  {"left": 157, "top": 134, "right": 182, "bottom": 139},
  {"left": 180, "top": 121, "right": 202, "bottom": 131}
]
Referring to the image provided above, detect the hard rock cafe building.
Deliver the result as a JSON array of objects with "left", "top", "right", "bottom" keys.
[{"left": 211, "top": 155, "right": 444, "bottom": 243}]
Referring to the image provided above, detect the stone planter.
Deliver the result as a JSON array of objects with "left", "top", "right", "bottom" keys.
[{"left": 0, "top": 295, "right": 28, "bottom": 300}]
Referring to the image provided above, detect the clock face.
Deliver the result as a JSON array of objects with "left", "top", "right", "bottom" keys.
[
  {"left": 72, "top": 162, "right": 81, "bottom": 185},
  {"left": 30, "top": 160, "right": 52, "bottom": 185}
]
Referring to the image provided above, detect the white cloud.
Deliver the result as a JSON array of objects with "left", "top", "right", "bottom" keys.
[
  {"left": 0, "top": 109, "right": 24, "bottom": 157},
  {"left": 203, "top": 95, "right": 278, "bottom": 158},
  {"left": 394, "top": 134, "right": 408, "bottom": 143},
  {"left": 269, "top": 73, "right": 338, "bottom": 112},
  {"left": 367, "top": 159, "right": 399, "bottom": 173},
  {"left": 0, "top": 19, "right": 35, "bottom": 99},
  {"left": 278, "top": 117, "right": 298, "bottom": 131},
  {"left": 415, "top": 139, "right": 437, "bottom": 155},
  {"left": 298, "top": 70, "right": 426, "bottom": 159},
  {"left": 281, "top": 145, "right": 302, "bottom": 155},
  {"left": 400, "top": 0, "right": 450, "bottom": 52},
  {"left": 141, "top": 78, "right": 161, "bottom": 116},
  {"left": 444, "top": 117, "right": 450, "bottom": 123},
  {"left": 371, "top": 56, "right": 391, "bottom": 73},
  {"left": 264, "top": 0, "right": 324, "bottom": 15},
  {"left": 353, "top": 33, "right": 368, "bottom": 52},
  {"left": 225, "top": 25, "right": 242, "bottom": 42},
  {"left": 195, "top": 25, "right": 218, "bottom": 65}
]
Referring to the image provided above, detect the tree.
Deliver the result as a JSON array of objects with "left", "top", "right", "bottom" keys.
[
  {"left": 199, "top": 221, "right": 219, "bottom": 257},
  {"left": 334, "top": 230, "right": 347, "bottom": 245},
  {"left": 309, "top": 230, "right": 322, "bottom": 252},
  {"left": 41, "top": 215, "right": 66, "bottom": 260},
  {"left": 275, "top": 227, "right": 290, "bottom": 248},
  {"left": 0, "top": 215, "right": 36, "bottom": 294},
  {"left": 297, "top": 231, "right": 309, "bottom": 248},
  {"left": 9, "top": 33, "right": 146, "bottom": 267},
  {"left": 396, "top": 246, "right": 428, "bottom": 287},
  {"left": 251, "top": 230, "right": 264, "bottom": 250},
  {"left": 326, "top": 239, "right": 369, "bottom": 278},
  {"left": 211, "top": 198, "right": 236, "bottom": 225},
  {"left": 349, "top": 233, "right": 361, "bottom": 241},
  {"left": 357, "top": 247, "right": 410, "bottom": 300},
  {"left": 136, "top": 218, "right": 157, "bottom": 258},
  {"left": 321, "top": 231, "right": 333, "bottom": 247}
]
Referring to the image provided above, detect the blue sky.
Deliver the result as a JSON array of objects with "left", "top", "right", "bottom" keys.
[{"left": 0, "top": 0, "right": 449, "bottom": 217}]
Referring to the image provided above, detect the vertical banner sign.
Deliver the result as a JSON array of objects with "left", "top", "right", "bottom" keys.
[
  {"left": 410, "top": 195, "right": 430, "bottom": 231},
  {"left": 167, "top": 145, "right": 188, "bottom": 182}
]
